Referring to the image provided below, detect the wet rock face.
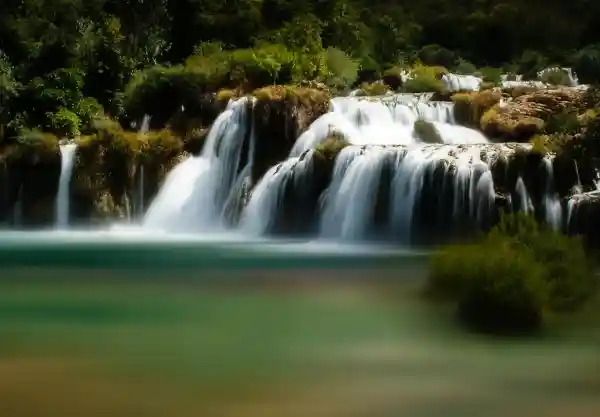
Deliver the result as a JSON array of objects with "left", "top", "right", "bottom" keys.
[
  {"left": 70, "top": 130, "right": 185, "bottom": 225},
  {"left": 481, "top": 87, "right": 585, "bottom": 142},
  {"left": 568, "top": 191, "right": 600, "bottom": 250},
  {"left": 0, "top": 139, "right": 61, "bottom": 227}
]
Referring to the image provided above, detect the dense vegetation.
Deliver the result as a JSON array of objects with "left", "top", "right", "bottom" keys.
[
  {"left": 428, "top": 213, "right": 595, "bottom": 335},
  {"left": 2, "top": 0, "right": 600, "bottom": 141}
]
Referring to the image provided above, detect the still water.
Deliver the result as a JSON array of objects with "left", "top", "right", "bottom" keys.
[{"left": 0, "top": 230, "right": 598, "bottom": 417}]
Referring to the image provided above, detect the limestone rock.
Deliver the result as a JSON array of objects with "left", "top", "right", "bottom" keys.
[{"left": 481, "top": 87, "right": 584, "bottom": 142}]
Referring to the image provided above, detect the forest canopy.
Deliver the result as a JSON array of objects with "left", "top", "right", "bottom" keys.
[{"left": 1, "top": 0, "right": 600, "bottom": 138}]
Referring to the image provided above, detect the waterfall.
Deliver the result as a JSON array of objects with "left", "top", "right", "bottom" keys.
[
  {"left": 290, "top": 94, "right": 487, "bottom": 155},
  {"left": 441, "top": 74, "right": 482, "bottom": 92},
  {"left": 143, "top": 97, "right": 254, "bottom": 232},
  {"left": 55, "top": 143, "right": 77, "bottom": 228},
  {"left": 313, "top": 144, "right": 501, "bottom": 243},
  {"left": 320, "top": 147, "right": 394, "bottom": 240},
  {"left": 542, "top": 158, "right": 563, "bottom": 230},
  {"left": 135, "top": 115, "right": 150, "bottom": 219},
  {"left": 239, "top": 151, "right": 314, "bottom": 236}
]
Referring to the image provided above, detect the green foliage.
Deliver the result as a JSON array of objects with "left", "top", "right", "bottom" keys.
[
  {"left": 403, "top": 67, "right": 448, "bottom": 95},
  {"left": 539, "top": 68, "right": 573, "bottom": 86},
  {"left": 515, "top": 50, "right": 548, "bottom": 80},
  {"left": 3, "top": 0, "right": 600, "bottom": 140},
  {"left": 48, "top": 108, "right": 81, "bottom": 138},
  {"left": 315, "top": 133, "right": 350, "bottom": 162},
  {"left": 452, "top": 90, "right": 501, "bottom": 127},
  {"left": 453, "top": 59, "right": 477, "bottom": 75},
  {"left": 418, "top": 44, "right": 457, "bottom": 68},
  {"left": 477, "top": 67, "right": 503, "bottom": 84},
  {"left": 122, "top": 65, "right": 215, "bottom": 127},
  {"left": 413, "top": 120, "right": 443, "bottom": 143},
  {"left": 323, "top": 47, "right": 359, "bottom": 90},
  {"left": 356, "top": 82, "right": 389, "bottom": 96},
  {"left": 571, "top": 45, "right": 600, "bottom": 85},
  {"left": 544, "top": 110, "right": 583, "bottom": 135},
  {"left": 428, "top": 213, "right": 595, "bottom": 335}
]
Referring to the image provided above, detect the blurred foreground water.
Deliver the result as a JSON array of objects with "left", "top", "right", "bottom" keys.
[{"left": 0, "top": 231, "right": 598, "bottom": 417}]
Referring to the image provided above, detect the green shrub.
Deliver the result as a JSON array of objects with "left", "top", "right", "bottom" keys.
[
  {"left": 452, "top": 236, "right": 548, "bottom": 335},
  {"left": 571, "top": 44, "right": 600, "bottom": 85},
  {"left": 418, "top": 44, "right": 458, "bottom": 68},
  {"left": 47, "top": 108, "right": 81, "bottom": 137},
  {"left": 122, "top": 65, "right": 215, "bottom": 126},
  {"left": 324, "top": 47, "right": 359, "bottom": 90},
  {"left": 477, "top": 67, "right": 503, "bottom": 84},
  {"left": 427, "top": 213, "right": 594, "bottom": 335},
  {"left": 454, "top": 59, "right": 477, "bottom": 75},
  {"left": 403, "top": 74, "right": 448, "bottom": 95},
  {"left": 414, "top": 120, "right": 443, "bottom": 143},
  {"left": 539, "top": 68, "right": 572, "bottom": 86},
  {"left": 515, "top": 50, "right": 548, "bottom": 80}
]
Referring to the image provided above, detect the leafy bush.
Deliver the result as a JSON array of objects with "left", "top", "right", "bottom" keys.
[
  {"left": 571, "top": 45, "right": 600, "bottom": 85},
  {"left": 428, "top": 213, "right": 595, "bottom": 335},
  {"left": 47, "top": 108, "right": 81, "bottom": 137},
  {"left": 123, "top": 65, "right": 216, "bottom": 126},
  {"left": 477, "top": 67, "right": 503, "bottom": 84},
  {"left": 324, "top": 47, "right": 359, "bottom": 90},
  {"left": 453, "top": 59, "right": 477, "bottom": 75},
  {"left": 515, "top": 50, "right": 548, "bottom": 80},
  {"left": 418, "top": 44, "right": 457, "bottom": 68},
  {"left": 414, "top": 120, "right": 443, "bottom": 143},
  {"left": 539, "top": 67, "right": 573, "bottom": 86},
  {"left": 403, "top": 75, "right": 448, "bottom": 95}
]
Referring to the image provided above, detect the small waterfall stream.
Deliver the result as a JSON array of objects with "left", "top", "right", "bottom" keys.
[
  {"left": 55, "top": 143, "right": 77, "bottom": 228},
  {"left": 143, "top": 97, "right": 254, "bottom": 232}
]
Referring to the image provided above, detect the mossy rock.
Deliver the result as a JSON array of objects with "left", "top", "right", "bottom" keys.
[
  {"left": 382, "top": 67, "right": 406, "bottom": 91},
  {"left": 413, "top": 120, "right": 443, "bottom": 143},
  {"left": 71, "top": 124, "right": 184, "bottom": 222},
  {"left": 354, "top": 82, "right": 390, "bottom": 96},
  {"left": 483, "top": 88, "right": 585, "bottom": 142},
  {"left": 452, "top": 90, "right": 502, "bottom": 127},
  {"left": 251, "top": 85, "right": 331, "bottom": 183},
  {"left": 481, "top": 106, "right": 545, "bottom": 141},
  {"left": 0, "top": 132, "right": 61, "bottom": 227}
]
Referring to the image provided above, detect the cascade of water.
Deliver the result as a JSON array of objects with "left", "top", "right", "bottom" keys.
[
  {"left": 441, "top": 74, "right": 482, "bottom": 92},
  {"left": 542, "top": 158, "right": 563, "bottom": 230},
  {"left": 291, "top": 95, "right": 487, "bottom": 155},
  {"left": 55, "top": 143, "right": 78, "bottom": 228},
  {"left": 515, "top": 177, "right": 534, "bottom": 214},
  {"left": 319, "top": 146, "right": 395, "bottom": 240},
  {"left": 239, "top": 151, "right": 314, "bottom": 236},
  {"left": 388, "top": 145, "right": 496, "bottom": 244},
  {"left": 136, "top": 115, "right": 150, "bottom": 219},
  {"left": 143, "top": 97, "right": 254, "bottom": 232}
]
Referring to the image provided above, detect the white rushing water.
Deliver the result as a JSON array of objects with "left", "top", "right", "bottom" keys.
[
  {"left": 143, "top": 97, "right": 254, "bottom": 232},
  {"left": 55, "top": 143, "right": 77, "bottom": 228},
  {"left": 239, "top": 151, "right": 314, "bottom": 236},
  {"left": 290, "top": 95, "right": 487, "bottom": 155}
]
